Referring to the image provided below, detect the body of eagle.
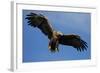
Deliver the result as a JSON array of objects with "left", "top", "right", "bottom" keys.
[{"left": 25, "top": 12, "right": 88, "bottom": 52}]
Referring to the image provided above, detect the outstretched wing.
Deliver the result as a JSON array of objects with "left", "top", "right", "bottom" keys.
[
  {"left": 59, "top": 35, "right": 88, "bottom": 51},
  {"left": 25, "top": 12, "right": 53, "bottom": 39}
]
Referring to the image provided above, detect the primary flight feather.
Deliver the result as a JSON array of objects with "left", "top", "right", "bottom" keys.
[{"left": 25, "top": 12, "right": 88, "bottom": 52}]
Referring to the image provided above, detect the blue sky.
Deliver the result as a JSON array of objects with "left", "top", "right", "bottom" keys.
[{"left": 23, "top": 10, "right": 91, "bottom": 62}]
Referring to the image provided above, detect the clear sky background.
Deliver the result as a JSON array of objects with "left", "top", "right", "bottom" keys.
[{"left": 23, "top": 10, "right": 91, "bottom": 63}]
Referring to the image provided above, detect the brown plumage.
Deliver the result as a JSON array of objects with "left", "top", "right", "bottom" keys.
[{"left": 25, "top": 12, "right": 88, "bottom": 52}]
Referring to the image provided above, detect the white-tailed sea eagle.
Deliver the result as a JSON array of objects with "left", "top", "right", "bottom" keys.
[{"left": 25, "top": 12, "right": 88, "bottom": 52}]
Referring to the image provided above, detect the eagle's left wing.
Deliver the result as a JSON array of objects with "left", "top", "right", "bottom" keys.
[{"left": 59, "top": 34, "right": 88, "bottom": 51}]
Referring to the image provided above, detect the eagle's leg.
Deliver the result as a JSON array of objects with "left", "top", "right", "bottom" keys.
[
  {"left": 48, "top": 38, "right": 53, "bottom": 50},
  {"left": 48, "top": 38, "right": 59, "bottom": 52},
  {"left": 55, "top": 40, "right": 59, "bottom": 52}
]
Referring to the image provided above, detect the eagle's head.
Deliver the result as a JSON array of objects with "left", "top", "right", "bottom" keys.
[{"left": 53, "top": 31, "right": 63, "bottom": 39}]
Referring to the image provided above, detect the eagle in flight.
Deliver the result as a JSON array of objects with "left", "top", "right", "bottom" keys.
[{"left": 25, "top": 12, "right": 88, "bottom": 52}]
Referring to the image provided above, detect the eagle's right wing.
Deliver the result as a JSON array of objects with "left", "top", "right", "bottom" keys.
[{"left": 25, "top": 12, "right": 53, "bottom": 39}]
